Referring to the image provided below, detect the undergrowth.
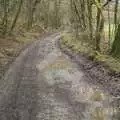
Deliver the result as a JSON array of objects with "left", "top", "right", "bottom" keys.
[
  {"left": 0, "top": 25, "right": 46, "bottom": 79},
  {"left": 61, "top": 32, "right": 120, "bottom": 73}
]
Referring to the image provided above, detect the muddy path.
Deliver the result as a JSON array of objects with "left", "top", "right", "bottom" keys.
[{"left": 0, "top": 33, "right": 119, "bottom": 120}]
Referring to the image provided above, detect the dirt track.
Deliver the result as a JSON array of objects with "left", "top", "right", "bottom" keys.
[{"left": 0, "top": 33, "right": 119, "bottom": 120}]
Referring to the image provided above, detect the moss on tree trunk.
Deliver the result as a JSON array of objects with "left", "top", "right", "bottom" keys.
[{"left": 111, "top": 24, "right": 120, "bottom": 57}]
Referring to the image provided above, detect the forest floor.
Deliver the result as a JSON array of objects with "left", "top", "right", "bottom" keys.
[
  {"left": 0, "top": 32, "right": 120, "bottom": 120},
  {"left": 60, "top": 32, "right": 120, "bottom": 97},
  {"left": 0, "top": 26, "right": 46, "bottom": 80}
]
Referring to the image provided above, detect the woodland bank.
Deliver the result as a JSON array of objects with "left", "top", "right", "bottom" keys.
[
  {"left": 0, "top": 26, "right": 46, "bottom": 80},
  {"left": 59, "top": 33, "right": 120, "bottom": 97}
]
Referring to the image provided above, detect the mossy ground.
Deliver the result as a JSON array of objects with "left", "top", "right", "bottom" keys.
[{"left": 60, "top": 32, "right": 120, "bottom": 73}]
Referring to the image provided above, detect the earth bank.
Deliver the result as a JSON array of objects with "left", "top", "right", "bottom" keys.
[{"left": 59, "top": 34, "right": 120, "bottom": 97}]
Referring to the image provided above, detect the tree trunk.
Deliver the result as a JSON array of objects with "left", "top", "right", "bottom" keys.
[
  {"left": 87, "top": 0, "right": 93, "bottom": 41},
  {"left": 2, "top": 0, "right": 9, "bottom": 36},
  {"left": 72, "top": 0, "right": 83, "bottom": 31},
  {"left": 114, "top": 0, "right": 119, "bottom": 34},
  {"left": 111, "top": 0, "right": 119, "bottom": 57},
  {"left": 10, "top": 0, "right": 23, "bottom": 32},
  {"left": 27, "top": 0, "right": 33, "bottom": 30},
  {"left": 27, "top": 0, "right": 41, "bottom": 30},
  {"left": 94, "top": 0, "right": 104, "bottom": 51},
  {"left": 111, "top": 24, "right": 120, "bottom": 57}
]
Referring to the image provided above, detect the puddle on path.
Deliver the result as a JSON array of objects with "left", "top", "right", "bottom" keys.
[{"left": 37, "top": 50, "right": 120, "bottom": 120}]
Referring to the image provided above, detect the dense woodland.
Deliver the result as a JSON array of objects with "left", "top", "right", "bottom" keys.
[{"left": 0, "top": 0, "right": 120, "bottom": 57}]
